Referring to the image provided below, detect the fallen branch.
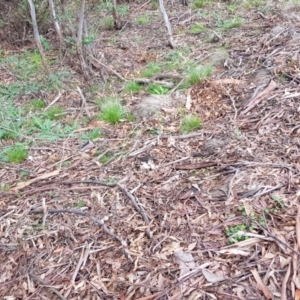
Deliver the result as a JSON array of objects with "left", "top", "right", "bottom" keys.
[
  {"left": 134, "top": 77, "right": 174, "bottom": 88},
  {"left": 281, "top": 263, "right": 291, "bottom": 300},
  {"left": 77, "top": 86, "right": 91, "bottom": 118},
  {"left": 175, "top": 161, "right": 218, "bottom": 170},
  {"left": 240, "top": 80, "right": 277, "bottom": 115},
  {"left": 117, "top": 183, "right": 152, "bottom": 238}
]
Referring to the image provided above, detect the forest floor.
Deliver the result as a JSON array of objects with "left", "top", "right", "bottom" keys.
[{"left": 1, "top": 0, "right": 300, "bottom": 299}]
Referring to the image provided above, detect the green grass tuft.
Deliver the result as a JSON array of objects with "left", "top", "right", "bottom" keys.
[
  {"left": 184, "top": 64, "right": 213, "bottom": 87},
  {"left": 136, "top": 15, "right": 150, "bottom": 25},
  {"left": 124, "top": 81, "right": 141, "bottom": 94},
  {"left": 99, "top": 153, "right": 114, "bottom": 164},
  {"left": 180, "top": 115, "right": 202, "bottom": 133},
  {"left": 81, "top": 129, "right": 103, "bottom": 141},
  {"left": 27, "top": 99, "right": 46, "bottom": 110},
  {"left": 188, "top": 23, "right": 208, "bottom": 34},
  {"left": 218, "top": 17, "right": 244, "bottom": 30},
  {"left": 103, "top": 16, "right": 114, "bottom": 29},
  {"left": 43, "top": 106, "right": 65, "bottom": 120},
  {"left": 191, "top": 0, "right": 209, "bottom": 9},
  {"left": 141, "top": 62, "right": 161, "bottom": 78},
  {"left": 147, "top": 84, "right": 169, "bottom": 95},
  {"left": 99, "top": 100, "right": 126, "bottom": 124},
  {"left": 75, "top": 200, "right": 86, "bottom": 207},
  {"left": 6, "top": 143, "right": 28, "bottom": 163}
]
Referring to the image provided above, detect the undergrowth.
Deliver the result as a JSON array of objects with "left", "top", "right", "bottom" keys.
[
  {"left": 180, "top": 115, "right": 202, "bottom": 133},
  {"left": 99, "top": 99, "right": 126, "bottom": 124}
]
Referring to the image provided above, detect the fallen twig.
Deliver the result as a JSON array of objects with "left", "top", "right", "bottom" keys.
[
  {"left": 251, "top": 268, "right": 272, "bottom": 299},
  {"left": 30, "top": 208, "right": 133, "bottom": 261},
  {"left": 240, "top": 80, "right": 277, "bottom": 115},
  {"left": 281, "top": 263, "right": 291, "bottom": 300},
  {"left": 159, "top": 132, "right": 204, "bottom": 140},
  {"left": 77, "top": 86, "right": 91, "bottom": 118},
  {"left": 44, "top": 92, "right": 62, "bottom": 111},
  {"left": 117, "top": 182, "right": 152, "bottom": 238},
  {"left": 134, "top": 77, "right": 174, "bottom": 88},
  {"left": 175, "top": 161, "right": 218, "bottom": 170},
  {"left": 63, "top": 180, "right": 152, "bottom": 237}
]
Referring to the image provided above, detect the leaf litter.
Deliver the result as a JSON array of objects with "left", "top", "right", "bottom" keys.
[{"left": 1, "top": 1, "right": 300, "bottom": 299}]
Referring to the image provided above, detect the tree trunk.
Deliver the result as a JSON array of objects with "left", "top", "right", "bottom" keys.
[
  {"left": 48, "top": 0, "right": 64, "bottom": 49},
  {"left": 27, "top": 0, "right": 50, "bottom": 73},
  {"left": 158, "top": 0, "right": 175, "bottom": 49},
  {"left": 77, "top": 0, "right": 91, "bottom": 81}
]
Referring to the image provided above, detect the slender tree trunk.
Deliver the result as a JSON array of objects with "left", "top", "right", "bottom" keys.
[
  {"left": 158, "top": 0, "right": 175, "bottom": 49},
  {"left": 77, "top": 0, "right": 91, "bottom": 81},
  {"left": 48, "top": 0, "right": 64, "bottom": 49},
  {"left": 27, "top": 0, "right": 50, "bottom": 73},
  {"left": 112, "top": 0, "right": 122, "bottom": 30}
]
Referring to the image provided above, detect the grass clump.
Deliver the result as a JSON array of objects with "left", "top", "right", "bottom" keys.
[
  {"left": 5, "top": 143, "right": 28, "bottom": 163},
  {"left": 81, "top": 129, "right": 102, "bottom": 141},
  {"left": 147, "top": 84, "right": 169, "bottom": 95},
  {"left": 124, "top": 81, "right": 141, "bottom": 94},
  {"left": 99, "top": 99, "right": 126, "bottom": 124},
  {"left": 184, "top": 64, "right": 213, "bottom": 87},
  {"left": 243, "top": 0, "right": 265, "bottom": 8},
  {"left": 43, "top": 106, "right": 65, "bottom": 120},
  {"left": 210, "top": 48, "right": 229, "bottom": 66},
  {"left": 191, "top": 0, "right": 208, "bottom": 8},
  {"left": 136, "top": 15, "right": 150, "bottom": 25},
  {"left": 103, "top": 16, "right": 114, "bottom": 29},
  {"left": 99, "top": 153, "right": 114, "bottom": 164},
  {"left": 163, "top": 47, "right": 192, "bottom": 70},
  {"left": 27, "top": 99, "right": 46, "bottom": 110},
  {"left": 141, "top": 62, "right": 161, "bottom": 78},
  {"left": 75, "top": 200, "right": 86, "bottom": 208},
  {"left": 188, "top": 23, "right": 208, "bottom": 34},
  {"left": 180, "top": 115, "right": 202, "bottom": 133},
  {"left": 227, "top": 3, "right": 238, "bottom": 11},
  {"left": 151, "top": 0, "right": 159, "bottom": 10},
  {"left": 218, "top": 17, "right": 244, "bottom": 30}
]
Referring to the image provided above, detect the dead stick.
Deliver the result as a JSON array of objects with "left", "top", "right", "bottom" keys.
[
  {"left": 117, "top": 183, "right": 152, "bottom": 238},
  {"left": 30, "top": 208, "right": 133, "bottom": 261},
  {"left": 63, "top": 180, "right": 152, "bottom": 238}
]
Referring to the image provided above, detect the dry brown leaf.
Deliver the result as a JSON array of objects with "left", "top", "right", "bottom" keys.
[
  {"left": 186, "top": 88, "right": 192, "bottom": 110},
  {"left": 174, "top": 251, "right": 196, "bottom": 277},
  {"left": 10, "top": 169, "right": 60, "bottom": 192},
  {"left": 251, "top": 268, "right": 272, "bottom": 299},
  {"left": 214, "top": 79, "right": 245, "bottom": 84},
  {"left": 175, "top": 161, "right": 217, "bottom": 170},
  {"left": 241, "top": 80, "right": 277, "bottom": 115},
  {"left": 281, "top": 263, "right": 291, "bottom": 300},
  {"left": 188, "top": 242, "right": 197, "bottom": 251},
  {"left": 218, "top": 249, "right": 250, "bottom": 256},
  {"left": 202, "top": 268, "right": 226, "bottom": 283},
  {"left": 279, "top": 256, "right": 291, "bottom": 268},
  {"left": 87, "top": 120, "right": 108, "bottom": 128},
  {"left": 242, "top": 201, "right": 254, "bottom": 216}
]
